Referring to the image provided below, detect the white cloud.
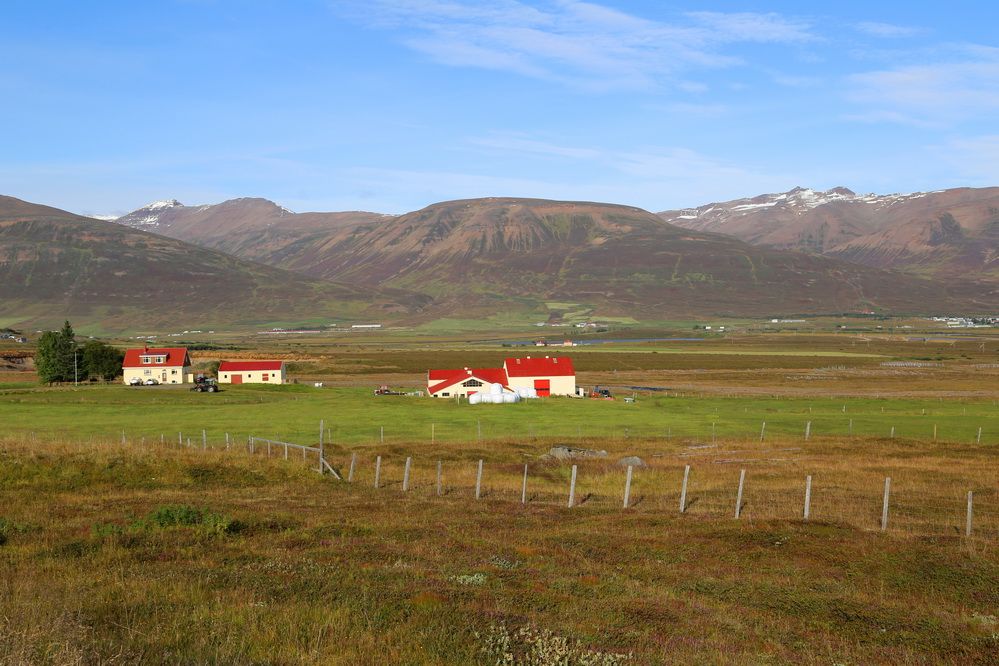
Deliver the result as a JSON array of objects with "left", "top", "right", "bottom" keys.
[
  {"left": 847, "top": 47, "right": 999, "bottom": 124},
  {"left": 856, "top": 21, "right": 923, "bottom": 38},
  {"left": 685, "top": 11, "right": 815, "bottom": 43},
  {"left": 348, "top": 1, "right": 817, "bottom": 91}
]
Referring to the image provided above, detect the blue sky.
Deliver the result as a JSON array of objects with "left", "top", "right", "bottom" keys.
[{"left": 3, "top": 1, "right": 999, "bottom": 216}]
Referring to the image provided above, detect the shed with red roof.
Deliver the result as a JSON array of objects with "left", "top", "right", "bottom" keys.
[
  {"left": 503, "top": 356, "right": 575, "bottom": 397},
  {"left": 218, "top": 360, "right": 286, "bottom": 385}
]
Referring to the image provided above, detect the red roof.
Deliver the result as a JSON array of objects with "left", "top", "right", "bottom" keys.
[
  {"left": 504, "top": 356, "right": 575, "bottom": 377},
  {"left": 122, "top": 347, "right": 190, "bottom": 368},
  {"left": 428, "top": 367, "right": 509, "bottom": 394},
  {"left": 219, "top": 360, "right": 285, "bottom": 372}
]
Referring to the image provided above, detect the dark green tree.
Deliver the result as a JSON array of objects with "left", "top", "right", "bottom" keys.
[
  {"left": 35, "top": 320, "right": 77, "bottom": 383},
  {"left": 82, "top": 340, "right": 124, "bottom": 382}
]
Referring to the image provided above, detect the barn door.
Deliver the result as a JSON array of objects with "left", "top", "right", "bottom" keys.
[
  {"left": 534, "top": 379, "right": 550, "bottom": 397},
  {"left": 232, "top": 374, "right": 243, "bottom": 384}
]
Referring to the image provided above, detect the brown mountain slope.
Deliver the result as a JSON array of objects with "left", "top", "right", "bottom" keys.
[
  {"left": 115, "top": 198, "right": 389, "bottom": 263},
  {"left": 134, "top": 196, "right": 988, "bottom": 317},
  {"left": 659, "top": 186, "right": 999, "bottom": 281},
  {"left": 0, "top": 196, "right": 425, "bottom": 331}
]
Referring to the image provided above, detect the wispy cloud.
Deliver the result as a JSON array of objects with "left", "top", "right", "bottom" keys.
[
  {"left": 345, "top": 1, "right": 817, "bottom": 91},
  {"left": 847, "top": 46, "right": 999, "bottom": 124},
  {"left": 461, "top": 132, "right": 792, "bottom": 208},
  {"left": 855, "top": 21, "right": 923, "bottom": 39}
]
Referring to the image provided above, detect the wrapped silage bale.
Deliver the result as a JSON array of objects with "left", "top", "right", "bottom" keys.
[
  {"left": 503, "top": 392, "right": 520, "bottom": 403},
  {"left": 490, "top": 383, "right": 504, "bottom": 395},
  {"left": 468, "top": 393, "right": 482, "bottom": 405}
]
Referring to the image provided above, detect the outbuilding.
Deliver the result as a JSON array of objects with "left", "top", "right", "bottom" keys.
[
  {"left": 218, "top": 360, "right": 286, "bottom": 385},
  {"left": 427, "top": 356, "right": 576, "bottom": 398},
  {"left": 122, "top": 346, "right": 192, "bottom": 385}
]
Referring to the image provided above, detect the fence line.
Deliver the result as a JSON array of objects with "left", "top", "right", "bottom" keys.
[{"left": 87, "top": 429, "right": 997, "bottom": 541}]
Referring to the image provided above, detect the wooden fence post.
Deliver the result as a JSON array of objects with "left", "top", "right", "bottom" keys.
[
  {"left": 803, "top": 475, "right": 812, "bottom": 521},
  {"left": 431, "top": 423, "right": 435, "bottom": 445},
  {"left": 284, "top": 442, "right": 288, "bottom": 460},
  {"left": 202, "top": 429, "right": 206, "bottom": 450},
  {"left": 568, "top": 465, "right": 577, "bottom": 508},
  {"left": 804, "top": 421, "right": 811, "bottom": 441},
  {"left": 225, "top": 432, "right": 229, "bottom": 449},
  {"left": 403, "top": 456, "right": 412, "bottom": 492},
  {"left": 977, "top": 427, "right": 982, "bottom": 444},
  {"left": 966, "top": 490, "right": 974, "bottom": 537},
  {"left": 623, "top": 465, "right": 633, "bottom": 509},
  {"left": 380, "top": 426, "right": 384, "bottom": 444},
  {"left": 881, "top": 477, "right": 891, "bottom": 531},
  {"left": 249, "top": 435, "right": 254, "bottom": 454},
  {"left": 178, "top": 432, "right": 182, "bottom": 447},
  {"left": 890, "top": 426, "right": 895, "bottom": 439},
  {"left": 521, "top": 464, "right": 528, "bottom": 504},
  {"left": 436, "top": 460, "right": 442, "bottom": 496},
  {"left": 759, "top": 422, "right": 766, "bottom": 442},
  {"left": 680, "top": 465, "right": 690, "bottom": 513},
  {"left": 348, "top": 453, "right": 356, "bottom": 482},
  {"left": 374, "top": 456, "right": 382, "bottom": 488},
  {"left": 735, "top": 469, "right": 746, "bottom": 519},
  {"left": 933, "top": 424, "right": 937, "bottom": 441},
  {"left": 475, "top": 459, "right": 483, "bottom": 500},
  {"left": 318, "top": 440, "right": 324, "bottom": 475}
]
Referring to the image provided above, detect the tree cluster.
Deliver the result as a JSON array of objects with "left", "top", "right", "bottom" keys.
[{"left": 35, "top": 321, "right": 124, "bottom": 384}]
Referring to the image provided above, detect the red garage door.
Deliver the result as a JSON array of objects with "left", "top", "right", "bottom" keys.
[
  {"left": 231, "top": 374, "right": 243, "bottom": 385},
  {"left": 534, "top": 379, "right": 550, "bottom": 397}
]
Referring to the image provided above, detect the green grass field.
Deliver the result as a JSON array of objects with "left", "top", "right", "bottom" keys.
[{"left": 2, "top": 383, "right": 994, "bottom": 448}]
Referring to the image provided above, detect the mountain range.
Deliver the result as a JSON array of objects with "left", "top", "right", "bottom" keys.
[
  {"left": 0, "top": 195, "right": 425, "bottom": 331},
  {"left": 1, "top": 186, "right": 995, "bottom": 331},
  {"left": 658, "top": 186, "right": 999, "bottom": 282}
]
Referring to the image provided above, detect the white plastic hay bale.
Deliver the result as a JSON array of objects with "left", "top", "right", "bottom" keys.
[
  {"left": 503, "top": 392, "right": 519, "bottom": 403},
  {"left": 490, "top": 382, "right": 504, "bottom": 394},
  {"left": 468, "top": 393, "right": 482, "bottom": 405}
]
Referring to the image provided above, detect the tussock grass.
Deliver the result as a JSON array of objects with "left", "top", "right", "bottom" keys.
[{"left": 1, "top": 434, "right": 998, "bottom": 664}]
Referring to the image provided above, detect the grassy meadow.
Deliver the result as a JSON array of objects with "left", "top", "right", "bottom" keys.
[
  {"left": 2, "top": 329, "right": 998, "bottom": 663},
  {"left": 2, "top": 434, "right": 998, "bottom": 664}
]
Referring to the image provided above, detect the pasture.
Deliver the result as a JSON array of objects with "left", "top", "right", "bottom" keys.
[{"left": 2, "top": 329, "right": 997, "bottom": 663}]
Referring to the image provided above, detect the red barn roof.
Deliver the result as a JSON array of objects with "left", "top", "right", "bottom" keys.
[
  {"left": 504, "top": 356, "right": 575, "bottom": 377},
  {"left": 428, "top": 367, "right": 509, "bottom": 394},
  {"left": 219, "top": 360, "right": 285, "bottom": 372},
  {"left": 122, "top": 347, "right": 190, "bottom": 368}
]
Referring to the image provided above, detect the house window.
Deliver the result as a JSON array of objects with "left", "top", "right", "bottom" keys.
[
  {"left": 156, "top": 356, "right": 165, "bottom": 363},
  {"left": 143, "top": 369, "right": 151, "bottom": 376},
  {"left": 142, "top": 357, "right": 151, "bottom": 364},
  {"left": 262, "top": 373, "right": 269, "bottom": 381},
  {"left": 463, "top": 379, "right": 482, "bottom": 387},
  {"left": 171, "top": 369, "right": 177, "bottom": 375},
  {"left": 442, "top": 392, "right": 450, "bottom": 397}
]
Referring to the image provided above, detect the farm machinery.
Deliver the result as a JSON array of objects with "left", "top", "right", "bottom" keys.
[{"left": 190, "top": 376, "right": 220, "bottom": 393}]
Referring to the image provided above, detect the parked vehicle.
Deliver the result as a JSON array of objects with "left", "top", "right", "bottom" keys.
[
  {"left": 373, "top": 385, "right": 404, "bottom": 396},
  {"left": 590, "top": 386, "right": 613, "bottom": 399},
  {"left": 191, "top": 376, "right": 220, "bottom": 393},
  {"left": 144, "top": 378, "right": 159, "bottom": 386},
  {"left": 128, "top": 377, "right": 143, "bottom": 386}
]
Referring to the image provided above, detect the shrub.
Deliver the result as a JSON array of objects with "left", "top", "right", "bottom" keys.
[{"left": 145, "top": 505, "right": 244, "bottom": 536}]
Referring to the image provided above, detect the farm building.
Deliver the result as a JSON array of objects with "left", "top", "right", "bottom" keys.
[
  {"left": 218, "top": 360, "right": 286, "bottom": 384},
  {"left": 427, "top": 356, "right": 575, "bottom": 398},
  {"left": 122, "top": 346, "right": 192, "bottom": 385}
]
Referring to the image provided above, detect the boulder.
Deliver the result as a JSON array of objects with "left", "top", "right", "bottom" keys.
[
  {"left": 618, "top": 456, "right": 646, "bottom": 467},
  {"left": 548, "top": 446, "right": 608, "bottom": 460}
]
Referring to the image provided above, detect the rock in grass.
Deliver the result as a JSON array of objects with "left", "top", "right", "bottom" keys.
[
  {"left": 618, "top": 456, "right": 645, "bottom": 467},
  {"left": 548, "top": 446, "right": 608, "bottom": 460}
]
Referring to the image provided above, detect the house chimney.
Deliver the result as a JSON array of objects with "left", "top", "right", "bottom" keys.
[{"left": 144, "top": 341, "right": 148, "bottom": 353}]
